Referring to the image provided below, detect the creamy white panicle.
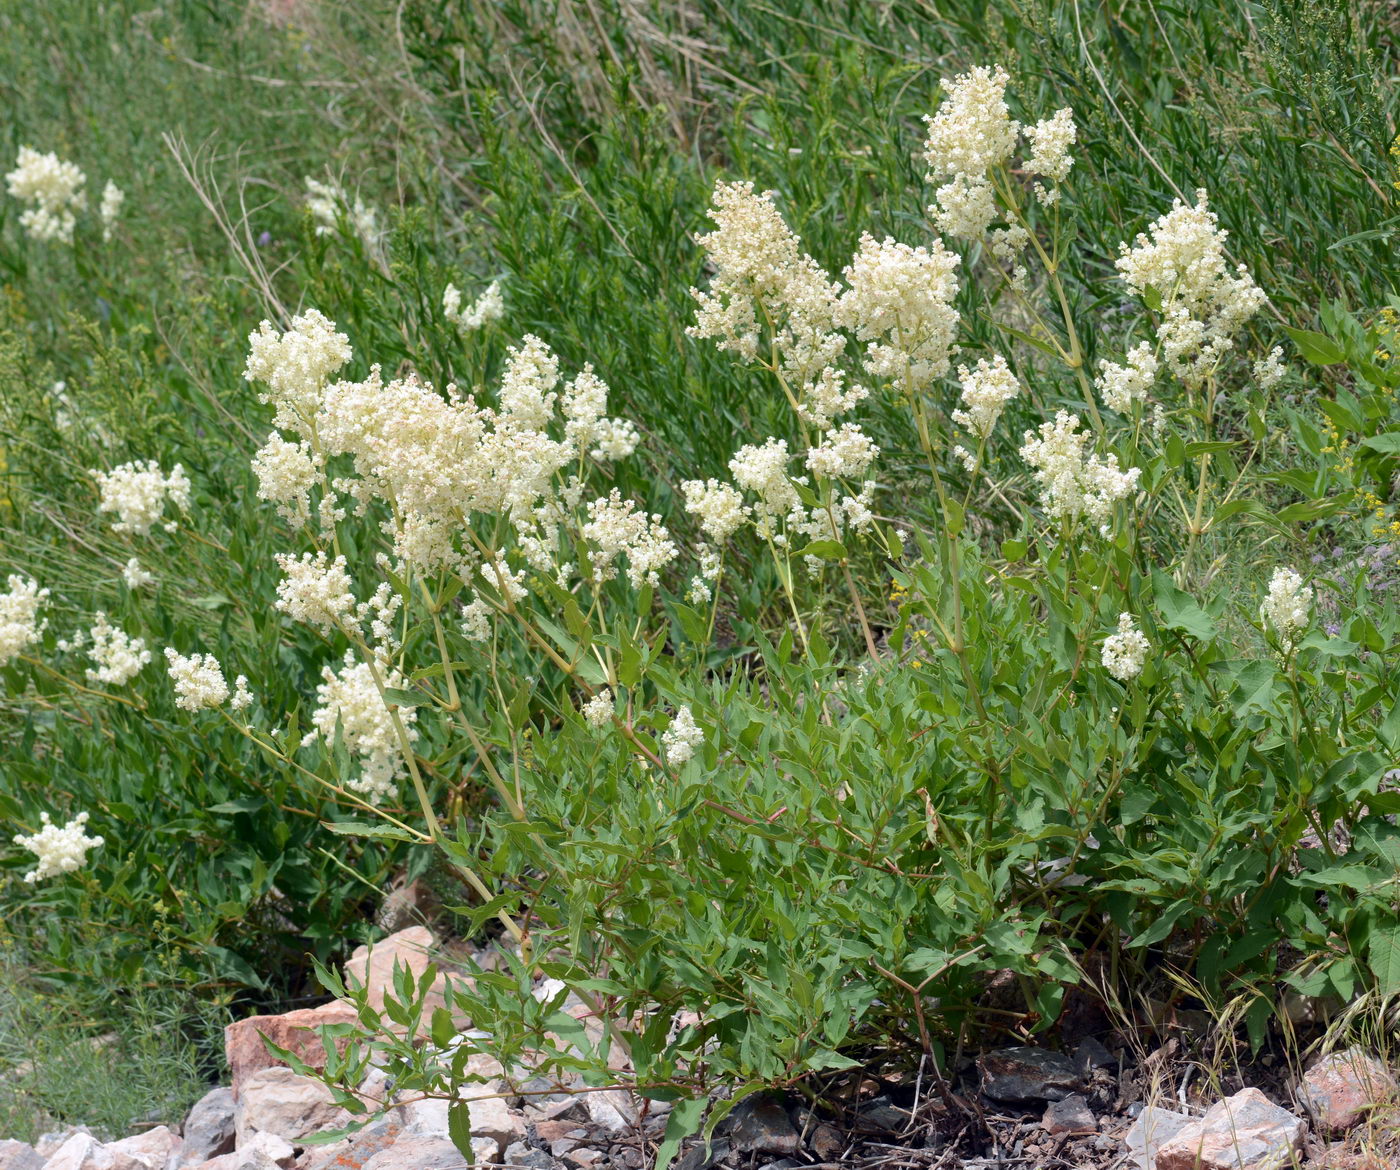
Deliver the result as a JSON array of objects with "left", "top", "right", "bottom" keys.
[
  {"left": 99, "top": 180, "right": 124, "bottom": 242},
  {"left": 661, "top": 705, "right": 704, "bottom": 766},
  {"left": 806, "top": 423, "right": 879, "bottom": 480},
  {"left": 1023, "top": 108, "right": 1077, "bottom": 185},
  {"left": 581, "top": 688, "right": 614, "bottom": 729},
  {"left": 1253, "top": 346, "right": 1287, "bottom": 390},
  {"left": 274, "top": 552, "right": 358, "bottom": 634},
  {"left": 951, "top": 354, "right": 1020, "bottom": 438},
  {"left": 303, "top": 652, "right": 417, "bottom": 802},
  {"left": 923, "top": 64, "right": 1017, "bottom": 242},
  {"left": 244, "top": 309, "right": 353, "bottom": 432},
  {"left": 1115, "top": 190, "right": 1266, "bottom": 385},
  {"left": 1261, "top": 567, "right": 1311, "bottom": 642},
  {"left": 252, "top": 432, "right": 320, "bottom": 524},
  {"left": 304, "top": 177, "right": 379, "bottom": 246},
  {"left": 838, "top": 234, "right": 961, "bottom": 392},
  {"left": 91, "top": 460, "right": 191, "bottom": 535},
  {"left": 5, "top": 147, "right": 87, "bottom": 244},
  {"left": 1096, "top": 342, "right": 1159, "bottom": 414},
  {"left": 85, "top": 613, "right": 151, "bottom": 686},
  {"left": 1101, "top": 613, "right": 1150, "bottom": 682},
  {"left": 681, "top": 479, "right": 749, "bottom": 543},
  {"left": 1020, "top": 411, "right": 1141, "bottom": 532},
  {"left": 444, "top": 280, "right": 505, "bottom": 331},
  {"left": 13, "top": 812, "right": 103, "bottom": 883},
  {"left": 163, "top": 648, "right": 231, "bottom": 711},
  {"left": 583, "top": 490, "right": 678, "bottom": 589},
  {"left": 0, "top": 576, "right": 49, "bottom": 667},
  {"left": 729, "top": 438, "right": 802, "bottom": 519},
  {"left": 123, "top": 557, "right": 154, "bottom": 590},
  {"left": 689, "top": 181, "right": 852, "bottom": 426}
]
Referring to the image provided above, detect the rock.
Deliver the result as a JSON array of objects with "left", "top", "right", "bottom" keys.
[
  {"left": 808, "top": 1124, "right": 843, "bottom": 1161},
  {"left": 40, "top": 1134, "right": 112, "bottom": 1170},
  {"left": 726, "top": 1097, "right": 799, "bottom": 1156},
  {"left": 225, "top": 1002, "right": 361, "bottom": 1098},
  {"left": 524, "top": 1098, "right": 588, "bottom": 1125},
  {"left": 978, "top": 1047, "right": 1080, "bottom": 1103},
  {"left": 565, "top": 1151, "right": 603, "bottom": 1169},
  {"left": 235, "top": 1067, "right": 352, "bottom": 1146},
  {"left": 344, "top": 927, "right": 461, "bottom": 1028},
  {"left": 1299, "top": 1048, "right": 1397, "bottom": 1135},
  {"left": 193, "top": 1129, "right": 295, "bottom": 1170},
  {"left": 1154, "top": 1088, "right": 1305, "bottom": 1170},
  {"left": 181, "top": 1088, "right": 238, "bottom": 1164},
  {"left": 0, "top": 1140, "right": 44, "bottom": 1170},
  {"left": 464, "top": 1089, "right": 525, "bottom": 1152},
  {"left": 357, "top": 1138, "right": 472, "bottom": 1170},
  {"left": 107, "top": 1127, "right": 183, "bottom": 1169},
  {"left": 36, "top": 1131, "right": 95, "bottom": 1160},
  {"left": 1042, "top": 1093, "right": 1097, "bottom": 1136},
  {"left": 1075, "top": 1038, "right": 1118, "bottom": 1073},
  {"left": 1124, "top": 1106, "right": 1196, "bottom": 1170},
  {"left": 503, "top": 1142, "right": 554, "bottom": 1170},
  {"left": 532, "top": 1123, "right": 586, "bottom": 1146}
]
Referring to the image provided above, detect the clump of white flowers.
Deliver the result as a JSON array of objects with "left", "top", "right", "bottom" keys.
[
  {"left": 1261, "top": 567, "right": 1311, "bottom": 643},
  {"left": 13, "top": 812, "right": 103, "bottom": 883},
  {"left": 5, "top": 147, "right": 86, "bottom": 244},
  {"left": 0, "top": 576, "right": 49, "bottom": 668},
  {"left": 252, "top": 433, "right": 319, "bottom": 525},
  {"left": 91, "top": 461, "right": 192, "bottom": 535},
  {"left": 806, "top": 423, "right": 880, "bottom": 480},
  {"left": 1253, "top": 346, "right": 1287, "bottom": 390},
  {"left": 581, "top": 688, "right": 614, "bottom": 729},
  {"left": 1101, "top": 613, "right": 1150, "bottom": 682},
  {"left": 1020, "top": 411, "right": 1141, "bottom": 533},
  {"left": 582, "top": 491, "right": 678, "bottom": 589},
  {"left": 1022, "top": 107, "right": 1077, "bottom": 199},
  {"left": 661, "top": 705, "right": 704, "bottom": 767},
  {"left": 303, "top": 653, "right": 416, "bottom": 802},
  {"left": 274, "top": 552, "right": 358, "bottom": 634},
  {"left": 123, "top": 558, "right": 154, "bottom": 590},
  {"left": 951, "top": 354, "right": 1021, "bottom": 438},
  {"left": 304, "top": 177, "right": 380, "bottom": 248},
  {"left": 99, "top": 180, "right": 124, "bottom": 242},
  {"left": 85, "top": 614, "right": 151, "bottom": 686},
  {"left": 164, "top": 648, "right": 231, "bottom": 711},
  {"left": 444, "top": 281, "right": 505, "bottom": 331},
  {"left": 244, "top": 308, "right": 353, "bottom": 431},
  {"left": 1096, "top": 342, "right": 1160, "bottom": 414},
  {"left": 1114, "top": 190, "right": 1266, "bottom": 385}
]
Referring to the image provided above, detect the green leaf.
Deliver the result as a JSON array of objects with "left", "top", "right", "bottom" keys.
[
  {"left": 795, "top": 539, "right": 847, "bottom": 561},
  {"left": 322, "top": 821, "right": 418, "bottom": 843},
  {"left": 1368, "top": 925, "right": 1400, "bottom": 996},
  {"left": 655, "top": 1097, "right": 707, "bottom": 1170},
  {"left": 449, "top": 1099, "right": 475, "bottom": 1160},
  {"left": 1151, "top": 569, "right": 1215, "bottom": 640},
  {"left": 1284, "top": 326, "right": 1345, "bottom": 365},
  {"left": 1360, "top": 432, "right": 1400, "bottom": 456},
  {"left": 380, "top": 688, "right": 423, "bottom": 708}
]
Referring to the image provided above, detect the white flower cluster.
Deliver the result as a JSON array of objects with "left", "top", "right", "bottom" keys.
[
  {"left": 0, "top": 576, "right": 49, "bottom": 667},
  {"left": 806, "top": 423, "right": 879, "bottom": 480},
  {"left": 13, "top": 812, "right": 103, "bottom": 883},
  {"left": 581, "top": 688, "right": 614, "bottom": 729},
  {"left": 123, "top": 558, "right": 154, "bottom": 590},
  {"left": 5, "top": 147, "right": 86, "bottom": 244},
  {"left": 1101, "top": 613, "right": 1150, "bottom": 682},
  {"left": 661, "top": 705, "right": 704, "bottom": 767},
  {"left": 951, "top": 354, "right": 1021, "bottom": 438},
  {"left": 582, "top": 491, "right": 678, "bottom": 589},
  {"left": 99, "top": 181, "right": 124, "bottom": 242},
  {"left": 1253, "top": 346, "right": 1287, "bottom": 390},
  {"left": 1095, "top": 342, "right": 1159, "bottom": 414},
  {"left": 252, "top": 433, "right": 320, "bottom": 525},
  {"left": 1114, "top": 190, "right": 1266, "bottom": 385},
  {"left": 164, "top": 648, "right": 233, "bottom": 711},
  {"left": 444, "top": 281, "right": 505, "bottom": 331},
  {"left": 91, "top": 461, "right": 192, "bottom": 535},
  {"left": 274, "top": 552, "right": 358, "bottom": 634},
  {"left": 922, "top": 65, "right": 1077, "bottom": 242},
  {"left": 303, "top": 653, "right": 417, "bottom": 802},
  {"left": 244, "top": 308, "right": 353, "bottom": 431},
  {"left": 304, "top": 177, "right": 379, "bottom": 247},
  {"left": 839, "top": 234, "right": 961, "bottom": 393},
  {"left": 1261, "top": 567, "right": 1311, "bottom": 642},
  {"left": 85, "top": 614, "right": 150, "bottom": 686},
  {"left": 1020, "top": 411, "right": 1141, "bottom": 533}
]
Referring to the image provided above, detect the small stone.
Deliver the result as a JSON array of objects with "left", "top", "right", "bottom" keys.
[
  {"left": 727, "top": 1097, "right": 799, "bottom": 1156},
  {"left": 235, "top": 1067, "right": 352, "bottom": 1146},
  {"left": 583, "top": 1089, "right": 635, "bottom": 1133},
  {"left": 549, "top": 1140, "right": 580, "bottom": 1158},
  {"left": 532, "top": 1123, "right": 587, "bottom": 1145},
  {"left": 978, "top": 1047, "right": 1080, "bottom": 1103},
  {"left": 1123, "top": 1105, "right": 1195, "bottom": 1170},
  {"left": 465, "top": 1088, "right": 526, "bottom": 1151},
  {"left": 524, "top": 1099, "right": 588, "bottom": 1125},
  {"left": 182, "top": 1088, "right": 238, "bottom": 1163},
  {"left": 854, "top": 1097, "right": 908, "bottom": 1132},
  {"left": 0, "top": 1141, "right": 42, "bottom": 1170},
  {"left": 504, "top": 1143, "right": 555, "bottom": 1170},
  {"left": 36, "top": 1130, "right": 95, "bottom": 1160},
  {"left": 225, "top": 1002, "right": 360, "bottom": 1098},
  {"left": 1154, "top": 1088, "right": 1305, "bottom": 1170},
  {"left": 106, "top": 1127, "right": 183, "bottom": 1170},
  {"left": 565, "top": 1151, "right": 603, "bottom": 1169},
  {"left": 1042, "top": 1093, "right": 1096, "bottom": 1135},
  {"left": 1299, "top": 1048, "right": 1397, "bottom": 1135},
  {"left": 1075, "top": 1038, "right": 1118, "bottom": 1073},
  {"left": 808, "top": 1124, "right": 842, "bottom": 1161}
]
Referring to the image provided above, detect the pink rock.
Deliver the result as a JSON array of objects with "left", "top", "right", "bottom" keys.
[
  {"left": 1154, "top": 1088, "right": 1305, "bottom": 1170},
  {"left": 0, "top": 1139, "right": 44, "bottom": 1170},
  {"left": 106, "top": 1126, "right": 182, "bottom": 1170},
  {"left": 40, "top": 1134, "right": 112, "bottom": 1170},
  {"left": 235, "top": 1066, "right": 353, "bottom": 1147},
  {"left": 357, "top": 1137, "right": 473, "bottom": 1169},
  {"left": 1299, "top": 1048, "right": 1397, "bottom": 1135},
  {"left": 1042, "top": 1094, "right": 1096, "bottom": 1135},
  {"left": 225, "top": 1001, "right": 360, "bottom": 1099},
  {"left": 343, "top": 927, "right": 467, "bottom": 1033}
]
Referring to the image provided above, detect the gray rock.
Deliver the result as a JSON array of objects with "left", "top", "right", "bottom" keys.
[
  {"left": 35, "top": 1130, "right": 95, "bottom": 1160},
  {"left": 1124, "top": 1105, "right": 1196, "bottom": 1170},
  {"left": 503, "top": 1141, "right": 555, "bottom": 1169},
  {"left": 234, "top": 1067, "right": 351, "bottom": 1146},
  {"left": 358, "top": 1136, "right": 473, "bottom": 1169},
  {"left": 180, "top": 1087, "right": 237, "bottom": 1164},
  {"left": 1042, "top": 1094, "right": 1096, "bottom": 1135},
  {"left": 726, "top": 1098, "right": 799, "bottom": 1156},
  {"left": 1075, "top": 1037, "right": 1118, "bottom": 1073},
  {"left": 978, "top": 1047, "right": 1080, "bottom": 1103},
  {"left": 0, "top": 1140, "right": 44, "bottom": 1170}
]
